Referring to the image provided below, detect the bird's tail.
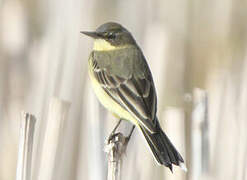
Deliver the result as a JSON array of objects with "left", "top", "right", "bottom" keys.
[{"left": 139, "top": 120, "right": 186, "bottom": 172}]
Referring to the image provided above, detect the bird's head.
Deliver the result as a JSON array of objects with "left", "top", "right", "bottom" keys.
[{"left": 81, "top": 22, "right": 136, "bottom": 51}]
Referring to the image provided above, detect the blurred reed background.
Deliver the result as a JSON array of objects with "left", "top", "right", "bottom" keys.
[{"left": 0, "top": 0, "right": 247, "bottom": 180}]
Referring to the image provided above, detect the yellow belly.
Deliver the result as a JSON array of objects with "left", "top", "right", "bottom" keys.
[{"left": 88, "top": 63, "right": 139, "bottom": 125}]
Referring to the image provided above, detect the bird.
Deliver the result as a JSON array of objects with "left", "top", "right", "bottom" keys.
[{"left": 81, "top": 22, "right": 186, "bottom": 172}]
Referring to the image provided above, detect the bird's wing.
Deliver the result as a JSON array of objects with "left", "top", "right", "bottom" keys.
[{"left": 90, "top": 48, "right": 157, "bottom": 133}]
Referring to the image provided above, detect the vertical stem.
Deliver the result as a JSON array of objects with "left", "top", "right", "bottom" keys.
[
  {"left": 16, "top": 112, "right": 36, "bottom": 180},
  {"left": 107, "top": 147, "right": 121, "bottom": 180},
  {"left": 105, "top": 133, "right": 128, "bottom": 180},
  {"left": 191, "top": 88, "right": 209, "bottom": 180},
  {"left": 37, "top": 97, "right": 70, "bottom": 180}
]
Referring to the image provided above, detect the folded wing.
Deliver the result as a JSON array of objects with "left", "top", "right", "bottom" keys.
[{"left": 90, "top": 49, "right": 158, "bottom": 133}]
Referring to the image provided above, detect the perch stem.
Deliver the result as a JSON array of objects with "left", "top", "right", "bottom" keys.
[{"left": 16, "top": 112, "right": 36, "bottom": 180}]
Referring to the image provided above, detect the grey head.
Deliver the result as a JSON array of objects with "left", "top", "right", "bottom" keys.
[{"left": 81, "top": 22, "right": 136, "bottom": 47}]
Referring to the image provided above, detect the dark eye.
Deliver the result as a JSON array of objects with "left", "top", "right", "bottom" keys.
[{"left": 107, "top": 32, "right": 116, "bottom": 39}]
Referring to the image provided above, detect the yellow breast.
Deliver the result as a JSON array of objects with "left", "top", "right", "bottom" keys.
[{"left": 88, "top": 58, "right": 138, "bottom": 125}]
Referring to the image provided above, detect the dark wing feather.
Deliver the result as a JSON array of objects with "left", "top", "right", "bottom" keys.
[{"left": 90, "top": 49, "right": 157, "bottom": 133}]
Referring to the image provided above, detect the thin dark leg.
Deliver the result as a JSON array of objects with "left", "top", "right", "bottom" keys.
[
  {"left": 110, "top": 119, "right": 122, "bottom": 135},
  {"left": 126, "top": 125, "right": 136, "bottom": 141},
  {"left": 107, "top": 119, "right": 122, "bottom": 142}
]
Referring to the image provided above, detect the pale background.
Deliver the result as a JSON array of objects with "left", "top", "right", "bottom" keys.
[{"left": 0, "top": 0, "right": 247, "bottom": 180}]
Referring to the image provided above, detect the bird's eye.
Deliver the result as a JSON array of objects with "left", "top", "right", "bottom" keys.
[{"left": 107, "top": 32, "right": 116, "bottom": 39}]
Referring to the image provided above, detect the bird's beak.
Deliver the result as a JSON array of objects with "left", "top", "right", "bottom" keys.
[{"left": 80, "top": 31, "right": 99, "bottom": 38}]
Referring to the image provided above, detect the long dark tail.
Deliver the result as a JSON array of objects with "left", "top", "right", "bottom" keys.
[{"left": 139, "top": 121, "right": 185, "bottom": 172}]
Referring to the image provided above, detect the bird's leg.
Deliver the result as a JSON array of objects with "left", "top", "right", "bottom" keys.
[
  {"left": 105, "top": 124, "right": 136, "bottom": 156},
  {"left": 107, "top": 119, "right": 122, "bottom": 143},
  {"left": 121, "top": 125, "right": 136, "bottom": 151},
  {"left": 126, "top": 125, "right": 135, "bottom": 142},
  {"left": 111, "top": 119, "right": 122, "bottom": 135}
]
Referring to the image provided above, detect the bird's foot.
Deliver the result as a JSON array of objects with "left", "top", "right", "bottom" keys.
[{"left": 107, "top": 132, "right": 122, "bottom": 144}]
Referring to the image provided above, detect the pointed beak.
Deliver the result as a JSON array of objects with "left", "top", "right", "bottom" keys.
[{"left": 80, "top": 31, "right": 99, "bottom": 38}]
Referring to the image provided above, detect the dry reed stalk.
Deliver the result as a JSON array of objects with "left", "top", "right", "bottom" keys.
[{"left": 16, "top": 112, "right": 36, "bottom": 180}]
